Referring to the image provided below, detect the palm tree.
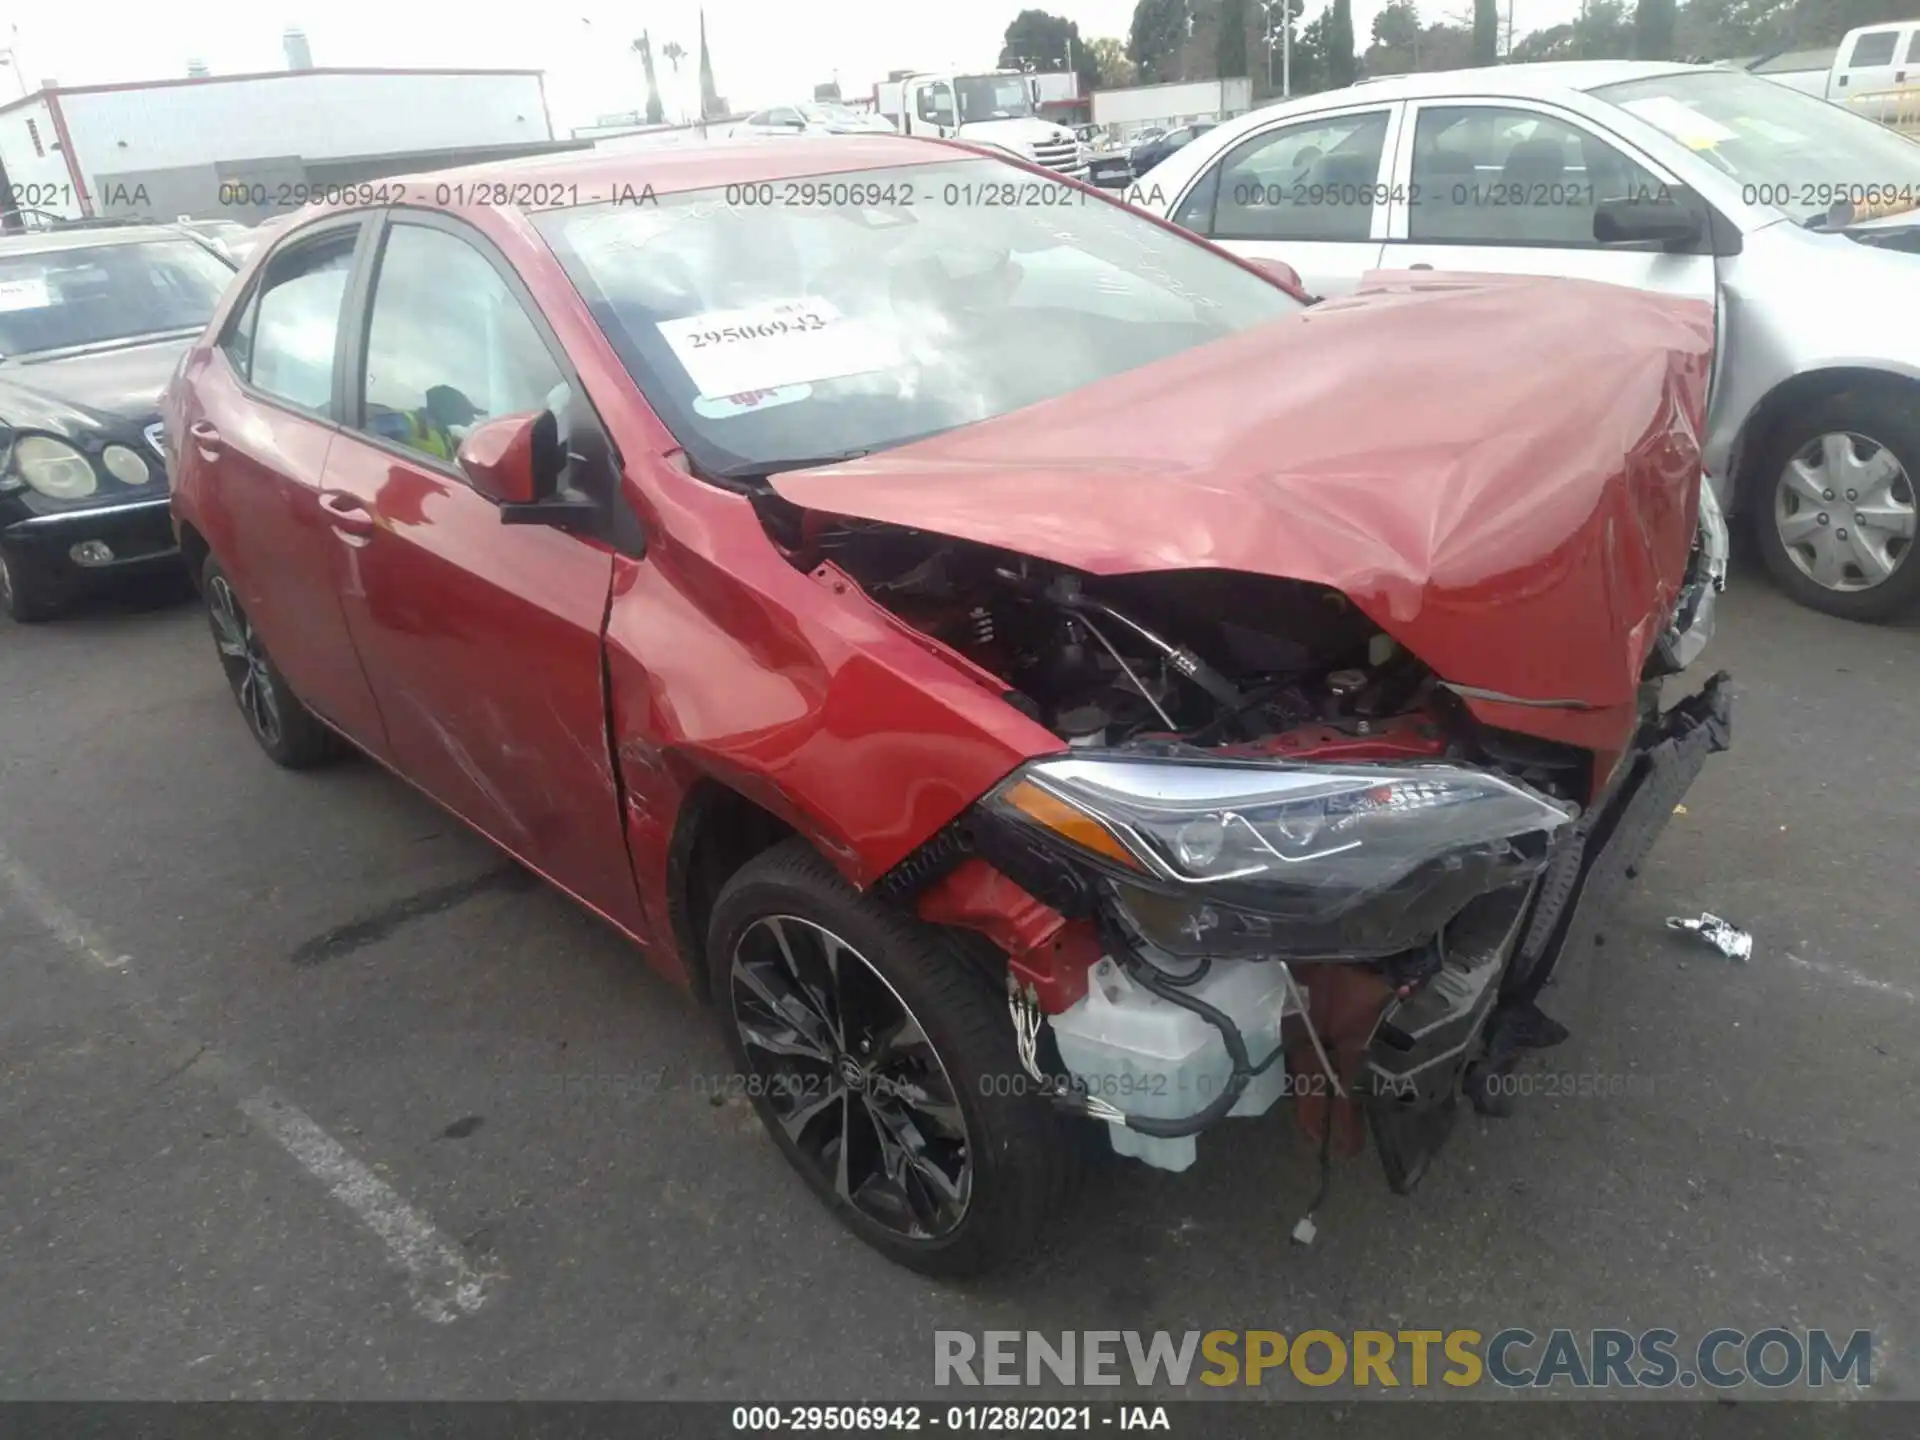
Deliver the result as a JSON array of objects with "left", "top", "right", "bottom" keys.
[
  {"left": 662, "top": 40, "right": 686, "bottom": 73},
  {"left": 631, "top": 32, "right": 664, "bottom": 125}
]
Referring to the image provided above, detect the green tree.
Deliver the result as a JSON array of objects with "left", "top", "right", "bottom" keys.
[
  {"left": 1635, "top": 0, "right": 1679, "bottom": 57},
  {"left": 1292, "top": 9, "right": 1334, "bottom": 90},
  {"left": 1326, "top": 0, "right": 1359, "bottom": 86},
  {"left": 1129, "top": 0, "right": 1190, "bottom": 82},
  {"left": 1473, "top": 0, "right": 1501, "bottom": 61},
  {"left": 1088, "top": 34, "right": 1138, "bottom": 87},
  {"left": 1219, "top": 0, "right": 1252, "bottom": 75},
  {"left": 1373, "top": 0, "right": 1421, "bottom": 48},
  {"left": 1513, "top": 0, "right": 1633, "bottom": 58},
  {"left": 1780, "top": 0, "right": 1915, "bottom": 47},
  {"left": 1366, "top": 6, "right": 1477, "bottom": 74},
  {"left": 1001, "top": 9, "right": 1101, "bottom": 91}
]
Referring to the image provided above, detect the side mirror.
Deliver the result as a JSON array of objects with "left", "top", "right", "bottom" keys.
[
  {"left": 456, "top": 410, "right": 550, "bottom": 505},
  {"left": 457, "top": 409, "right": 596, "bottom": 531},
  {"left": 1243, "top": 255, "right": 1305, "bottom": 294},
  {"left": 1593, "top": 190, "right": 1704, "bottom": 249},
  {"left": 781, "top": 117, "right": 806, "bottom": 130}
]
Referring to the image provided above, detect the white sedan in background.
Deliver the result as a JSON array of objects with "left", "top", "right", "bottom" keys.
[
  {"left": 1132, "top": 60, "right": 1920, "bottom": 621},
  {"left": 730, "top": 102, "right": 897, "bottom": 137}
]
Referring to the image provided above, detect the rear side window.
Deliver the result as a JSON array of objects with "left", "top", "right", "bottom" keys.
[
  {"left": 1848, "top": 30, "right": 1899, "bottom": 67},
  {"left": 1905, "top": 29, "right": 1920, "bottom": 64},
  {"left": 1205, "top": 110, "right": 1392, "bottom": 243},
  {"left": 357, "top": 223, "right": 567, "bottom": 467},
  {"left": 243, "top": 232, "right": 356, "bottom": 414}
]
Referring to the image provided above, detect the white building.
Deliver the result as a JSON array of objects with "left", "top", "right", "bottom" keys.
[
  {"left": 0, "top": 67, "right": 580, "bottom": 226},
  {"left": 1091, "top": 77, "right": 1254, "bottom": 138}
]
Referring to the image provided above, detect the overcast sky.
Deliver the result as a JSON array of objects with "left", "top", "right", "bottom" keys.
[{"left": 0, "top": 0, "right": 1588, "bottom": 133}]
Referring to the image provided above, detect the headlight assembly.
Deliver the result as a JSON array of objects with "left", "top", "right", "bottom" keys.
[
  {"left": 984, "top": 755, "right": 1577, "bottom": 960},
  {"left": 12, "top": 436, "right": 98, "bottom": 500},
  {"left": 101, "top": 444, "right": 152, "bottom": 487}
]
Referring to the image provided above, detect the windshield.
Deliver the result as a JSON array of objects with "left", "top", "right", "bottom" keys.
[
  {"left": 533, "top": 158, "right": 1300, "bottom": 479},
  {"left": 1594, "top": 69, "right": 1920, "bottom": 224},
  {"left": 954, "top": 75, "right": 1035, "bottom": 122},
  {"left": 0, "top": 239, "right": 233, "bottom": 356}
]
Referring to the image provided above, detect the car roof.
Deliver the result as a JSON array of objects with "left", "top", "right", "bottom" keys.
[
  {"left": 390, "top": 133, "right": 963, "bottom": 207},
  {"left": 1293, "top": 59, "right": 1706, "bottom": 106},
  {"left": 0, "top": 223, "right": 209, "bottom": 256}
]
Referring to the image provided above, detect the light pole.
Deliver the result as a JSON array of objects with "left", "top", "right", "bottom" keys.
[
  {"left": 1285, "top": 6, "right": 1292, "bottom": 97},
  {"left": 1263, "top": 0, "right": 1275, "bottom": 91}
]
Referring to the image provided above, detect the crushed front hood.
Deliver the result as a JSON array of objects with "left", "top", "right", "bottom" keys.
[{"left": 772, "top": 272, "right": 1713, "bottom": 745}]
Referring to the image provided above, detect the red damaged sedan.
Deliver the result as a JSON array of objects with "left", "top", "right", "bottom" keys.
[{"left": 164, "top": 137, "right": 1730, "bottom": 1276}]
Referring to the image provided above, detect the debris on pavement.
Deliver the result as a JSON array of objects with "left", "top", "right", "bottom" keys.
[{"left": 1666, "top": 912, "right": 1754, "bottom": 963}]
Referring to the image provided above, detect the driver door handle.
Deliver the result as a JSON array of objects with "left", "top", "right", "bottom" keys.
[
  {"left": 319, "top": 490, "right": 377, "bottom": 540},
  {"left": 188, "top": 420, "right": 223, "bottom": 457}
]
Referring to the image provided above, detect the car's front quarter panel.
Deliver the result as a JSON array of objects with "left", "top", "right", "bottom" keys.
[
  {"left": 601, "top": 463, "right": 1068, "bottom": 983},
  {"left": 1704, "top": 221, "right": 1920, "bottom": 499}
]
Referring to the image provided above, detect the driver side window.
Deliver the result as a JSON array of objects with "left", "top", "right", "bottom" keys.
[
  {"left": 1198, "top": 110, "right": 1391, "bottom": 242},
  {"left": 357, "top": 223, "right": 567, "bottom": 468},
  {"left": 1407, "top": 106, "right": 1667, "bottom": 246}
]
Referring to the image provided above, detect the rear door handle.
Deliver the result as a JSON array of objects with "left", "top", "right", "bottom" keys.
[
  {"left": 1410, "top": 262, "right": 1434, "bottom": 270},
  {"left": 319, "top": 490, "right": 377, "bottom": 540},
  {"left": 188, "top": 420, "right": 223, "bottom": 457}
]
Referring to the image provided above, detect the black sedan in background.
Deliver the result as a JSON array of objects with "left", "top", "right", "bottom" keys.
[
  {"left": 0, "top": 226, "right": 234, "bottom": 622},
  {"left": 1129, "top": 120, "right": 1217, "bottom": 178}
]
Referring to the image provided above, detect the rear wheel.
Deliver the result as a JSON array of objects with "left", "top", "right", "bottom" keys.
[
  {"left": 202, "top": 555, "right": 342, "bottom": 768},
  {"left": 0, "top": 548, "right": 59, "bottom": 623},
  {"left": 708, "top": 839, "right": 1073, "bottom": 1277},
  {"left": 1751, "top": 389, "right": 1920, "bottom": 621}
]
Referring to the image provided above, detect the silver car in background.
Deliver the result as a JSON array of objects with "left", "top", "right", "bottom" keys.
[
  {"left": 730, "top": 102, "right": 897, "bottom": 137},
  {"left": 1136, "top": 61, "right": 1920, "bottom": 620}
]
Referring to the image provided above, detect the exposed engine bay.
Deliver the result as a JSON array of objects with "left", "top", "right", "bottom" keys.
[
  {"left": 804, "top": 516, "right": 1591, "bottom": 797},
  {"left": 777, "top": 507, "right": 1731, "bottom": 1213}
]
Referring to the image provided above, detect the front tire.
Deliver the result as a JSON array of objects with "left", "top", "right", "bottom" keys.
[
  {"left": 1750, "top": 388, "right": 1920, "bottom": 621},
  {"left": 201, "top": 555, "right": 342, "bottom": 768},
  {"left": 0, "top": 548, "right": 60, "bottom": 623},
  {"left": 708, "top": 839, "right": 1074, "bottom": 1277}
]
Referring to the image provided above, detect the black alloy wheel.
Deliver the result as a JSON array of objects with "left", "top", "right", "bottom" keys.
[
  {"left": 708, "top": 839, "right": 1074, "bottom": 1276},
  {"left": 730, "top": 912, "right": 973, "bottom": 1239},
  {"left": 201, "top": 555, "right": 341, "bottom": 768}
]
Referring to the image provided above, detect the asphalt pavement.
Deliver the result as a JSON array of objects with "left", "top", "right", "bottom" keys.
[{"left": 1, "top": 559, "right": 1916, "bottom": 1403}]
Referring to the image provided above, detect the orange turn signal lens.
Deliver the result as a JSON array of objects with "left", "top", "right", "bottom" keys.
[{"left": 1000, "top": 779, "right": 1144, "bottom": 872}]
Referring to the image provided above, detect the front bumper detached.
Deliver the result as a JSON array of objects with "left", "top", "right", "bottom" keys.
[
  {"left": 1508, "top": 671, "right": 1732, "bottom": 1003},
  {"left": 1362, "top": 672, "right": 1733, "bottom": 1191},
  {"left": 993, "top": 674, "right": 1732, "bottom": 1189}
]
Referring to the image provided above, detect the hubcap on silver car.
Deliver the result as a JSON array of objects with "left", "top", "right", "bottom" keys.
[
  {"left": 1774, "top": 431, "right": 1916, "bottom": 592},
  {"left": 207, "top": 574, "right": 282, "bottom": 747},
  {"left": 729, "top": 914, "right": 972, "bottom": 1240}
]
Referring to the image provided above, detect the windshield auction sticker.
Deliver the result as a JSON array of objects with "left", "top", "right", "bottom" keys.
[
  {"left": 0, "top": 276, "right": 51, "bottom": 312},
  {"left": 657, "top": 297, "right": 898, "bottom": 397},
  {"left": 1619, "top": 97, "right": 1739, "bottom": 150}
]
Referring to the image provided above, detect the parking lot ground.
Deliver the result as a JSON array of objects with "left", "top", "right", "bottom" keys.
[{"left": 1, "top": 562, "right": 1917, "bottom": 1402}]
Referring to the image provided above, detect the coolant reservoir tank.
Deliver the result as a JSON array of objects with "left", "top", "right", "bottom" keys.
[{"left": 1049, "top": 956, "right": 1299, "bottom": 1172}]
